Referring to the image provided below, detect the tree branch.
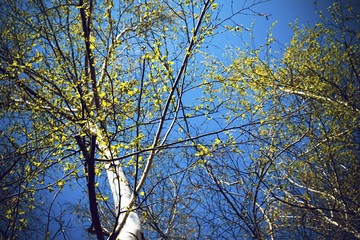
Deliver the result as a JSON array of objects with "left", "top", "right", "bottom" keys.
[
  {"left": 109, "top": 1, "right": 213, "bottom": 238},
  {"left": 280, "top": 87, "right": 359, "bottom": 113}
]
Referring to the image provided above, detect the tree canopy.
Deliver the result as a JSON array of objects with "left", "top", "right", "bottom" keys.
[{"left": 0, "top": 0, "right": 359, "bottom": 239}]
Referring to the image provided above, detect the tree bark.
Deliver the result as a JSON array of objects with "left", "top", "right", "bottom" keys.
[
  {"left": 106, "top": 162, "right": 144, "bottom": 240},
  {"left": 92, "top": 130, "right": 143, "bottom": 239}
]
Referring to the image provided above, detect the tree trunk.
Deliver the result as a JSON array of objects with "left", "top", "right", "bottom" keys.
[
  {"left": 92, "top": 130, "right": 143, "bottom": 239},
  {"left": 106, "top": 162, "right": 144, "bottom": 240}
]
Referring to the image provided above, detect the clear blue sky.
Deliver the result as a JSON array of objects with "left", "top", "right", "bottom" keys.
[
  {"left": 253, "top": 0, "right": 333, "bottom": 44},
  {"left": 208, "top": 0, "right": 336, "bottom": 55}
]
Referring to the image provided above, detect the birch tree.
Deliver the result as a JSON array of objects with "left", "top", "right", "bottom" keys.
[
  {"left": 0, "top": 0, "right": 268, "bottom": 239},
  {"left": 211, "top": 1, "right": 360, "bottom": 238},
  {"left": 3, "top": 0, "right": 357, "bottom": 239}
]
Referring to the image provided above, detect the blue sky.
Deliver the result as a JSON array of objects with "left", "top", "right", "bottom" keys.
[
  {"left": 200, "top": 0, "right": 336, "bottom": 67},
  {"left": 255, "top": 0, "right": 330, "bottom": 42}
]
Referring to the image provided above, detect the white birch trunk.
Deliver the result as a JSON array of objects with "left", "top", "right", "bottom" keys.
[
  {"left": 105, "top": 162, "right": 144, "bottom": 239},
  {"left": 93, "top": 124, "right": 143, "bottom": 239}
]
